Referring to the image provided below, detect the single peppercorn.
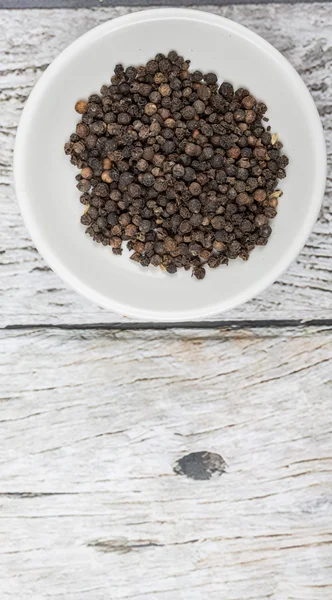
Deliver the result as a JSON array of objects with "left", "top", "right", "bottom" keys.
[
  {"left": 193, "top": 266, "right": 206, "bottom": 280},
  {"left": 197, "top": 85, "right": 211, "bottom": 101},
  {"left": 141, "top": 173, "right": 155, "bottom": 187},
  {"left": 145, "top": 103, "right": 158, "bottom": 116},
  {"left": 254, "top": 188, "right": 267, "bottom": 202},
  {"left": 219, "top": 81, "right": 234, "bottom": 100},
  {"left": 75, "top": 100, "right": 88, "bottom": 114},
  {"left": 242, "top": 94, "right": 256, "bottom": 109}
]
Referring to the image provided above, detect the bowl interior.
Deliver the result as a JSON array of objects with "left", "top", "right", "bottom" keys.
[{"left": 15, "top": 9, "right": 325, "bottom": 320}]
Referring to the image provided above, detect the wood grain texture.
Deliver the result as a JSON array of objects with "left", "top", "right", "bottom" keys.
[
  {"left": 1, "top": 4, "right": 331, "bottom": 326},
  {"left": 1, "top": 326, "right": 331, "bottom": 599}
]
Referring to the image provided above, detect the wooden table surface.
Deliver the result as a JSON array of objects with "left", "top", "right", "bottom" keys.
[{"left": 1, "top": 3, "right": 331, "bottom": 599}]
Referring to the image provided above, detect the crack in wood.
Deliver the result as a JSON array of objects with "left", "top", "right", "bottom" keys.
[{"left": 88, "top": 537, "right": 200, "bottom": 554}]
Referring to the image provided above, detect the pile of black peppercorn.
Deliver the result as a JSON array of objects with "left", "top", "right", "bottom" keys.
[{"left": 64, "top": 50, "right": 288, "bottom": 279}]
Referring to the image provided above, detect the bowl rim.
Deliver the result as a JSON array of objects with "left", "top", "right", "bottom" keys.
[{"left": 14, "top": 7, "right": 327, "bottom": 322}]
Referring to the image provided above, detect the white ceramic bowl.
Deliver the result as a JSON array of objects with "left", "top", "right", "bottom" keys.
[{"left": 14, "top": 8, "right": 326, "bottom": 321}]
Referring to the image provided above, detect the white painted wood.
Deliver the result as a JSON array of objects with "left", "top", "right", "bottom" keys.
[
  {"left": 1, "top": 4, "right": 331, "bottom": 325},
  {"left": 0, "top": 326, "right": 331, "bottom": 598}
]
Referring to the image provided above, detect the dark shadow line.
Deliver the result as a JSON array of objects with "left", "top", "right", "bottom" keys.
[{"left": 3, "top": 319, "right": 332, "bottom": 331}]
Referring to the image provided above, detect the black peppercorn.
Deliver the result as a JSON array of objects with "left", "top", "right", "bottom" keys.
[{"left": 66, "top": 51, "right": 288, "bottom": 278}]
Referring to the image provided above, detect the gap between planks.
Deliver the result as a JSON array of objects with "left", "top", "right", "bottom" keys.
[{"left": 3, "top": 318, "right": 332, "bottom": 331}]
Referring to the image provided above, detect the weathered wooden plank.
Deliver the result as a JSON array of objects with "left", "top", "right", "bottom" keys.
[
  {"left": 1, "top": 326, "right": 331, "bottom": 598},
  {"left": 1, "top": 5, "right": 331, "bottom": 325}
]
